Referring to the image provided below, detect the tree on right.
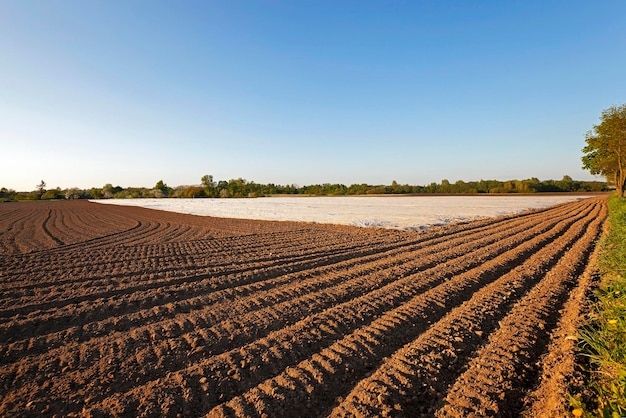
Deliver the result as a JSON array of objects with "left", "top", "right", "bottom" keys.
[{"left": 582, "top": 104, "right": 626, "bottom": 197}]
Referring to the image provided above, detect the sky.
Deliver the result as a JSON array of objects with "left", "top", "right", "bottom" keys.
[{"left": 1, "top": 1, "right": 625, "bottom": 191}]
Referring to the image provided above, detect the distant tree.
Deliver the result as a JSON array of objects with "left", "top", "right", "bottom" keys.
[
  {"left": 347, "top": 183, "right": 371, "bottom": 195},
  {"left": 201, "top": 174, "right": 214, "bottom": 187},
  {"left": 15, "top": 191, "right": 38, "bottom": 200},
  {"left": 182, "top": 186, "right": 205, "bottom": 198},
  {"left": 524, "top": 178, "right": 541, "bottom": 193},
  {"left": 41, "top": 188, "right": 62, "bottom": 200},
  {"left": 102, "top": 184, "right": 123, "bottom": 198},
  {"left": 65, "top": 188, "right": 82, "bottom": 200},
  {"left": 155, "top": 180, "right": 167, "bottom": 191},
  {"left": 582, "top": 104, "right": 626, "bottom": 197},
  {"left": 226, "top": 178, "right": 249, "bottom": 197},
  {"left": 439, "top": 179, "right": 451, "bottom": 193},
  {"left": 90, "top": 188, "right": 103, "bottom": 199},
  {"left": 386, "top": 180, "right": 400, "bottom": 194},
  {"left": 367, "top": 186, "right": 385, "bottom": 195},
  {"left": 556, "top": 175, "right": 576, "bottom": 192},
  {"left": 0, "top": 187, "right": 16, "bottom": 201},
  {"left": 154, "top": 180, "right": 171, "bottom": 197},
  {"left": 102, "top": 184, "right": 114, "bottom": 199},
  {"left": 36, "top": 180, "right": 47, "bottom": 199},
  {"left": 201, "top": 174, "right": 216, "bottom": 196},
  {"left": 325, "top": 183, "right": 347, "bottom": 195},
  {"left": 170, "top": 185, "right": 186, "bottom": 198}
]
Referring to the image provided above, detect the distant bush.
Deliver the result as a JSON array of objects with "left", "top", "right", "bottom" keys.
[
  {"left": 182, "top": 186, "right": 206, "bottom": 198},
  {"left": 65, "top": 188, "right": 83, "bottom": 200},
  {"left": 41, "top": 189, "right": 63, "bottom": 200},
  {"left": 0, "top": 187, "right": 16, "bottom": 202}
]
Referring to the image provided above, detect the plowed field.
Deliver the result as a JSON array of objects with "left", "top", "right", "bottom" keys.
[{"left": 0, "top": 198, "right": 606, "bottom": 417}]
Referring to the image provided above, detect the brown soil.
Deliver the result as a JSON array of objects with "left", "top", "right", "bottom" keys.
[{"left": 0, "top": 198, "right": 606, "bottom": 417}]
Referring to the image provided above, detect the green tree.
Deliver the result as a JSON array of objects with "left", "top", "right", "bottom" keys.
[
  {"left": 101, "top": 184, "right": 123, "bottom": 198},
  {"left": 154, "top": 180, "right": 171, "bottom": 197},
  {"left": 582, "top": 104, "right": 626, "bottom": 197},
  {"left": 0, "top": 187, "right": 16, "bottom": 201},
  {"left": 65, "top": 188, "right": 82, "bottom": 200},
  {"left": 182, "top": 186, "right": 205, "bottom": 198},
  {"left": 155, "top": 180, "right": 167, "bottom": 191},
  {"left": 201, "top": 174, "right": 216, "bottom": 196},
  {"left": 41, "top": 188, "right": 62, "bottom": 200},
  {"left": 102, "top": 184, "right": 115, "bottom": 198},
  {"left": 90, "top": 188, "right": 103, "bottom": 199}
]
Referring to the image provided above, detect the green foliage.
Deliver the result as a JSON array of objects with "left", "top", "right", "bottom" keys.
[
  {"left": 155, "top": 180, "right": 167, "bottom": 191},
  {"left": 0, "top": 187, "right": 16, "bottom": 202},
  {"left": 154, "top": 180, "right": 172, "bottom": 197},
  {"left": 582, "top": 104, "right": 626, "bottom": 197},
  {"left": 102, "top": 184, "right": 123, "bottom": 199},
  {"left": 41, "top": 188, "right": 63, "bottom": 200},
  {"left": 89, "top": 188, "right": 103, "bottom": 199},
  {"left": 201, "top": 174, "right": 216, "bottom": 196},
  {"left": 13, "top": 191, "right": 39, "bottom": 201},
  {"left": 575, "top": 195, "right": 626, "bottom": 416},
  {"left": 65, "top": 188, "right": 83, "bottom": 200},
  {"left": 181, "top": 186, "right": 205, "bottom": 198}
]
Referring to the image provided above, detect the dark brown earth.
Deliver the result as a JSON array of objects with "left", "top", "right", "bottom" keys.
[{"left": 0, "top": 198, "right": 607, "bottom": 417}]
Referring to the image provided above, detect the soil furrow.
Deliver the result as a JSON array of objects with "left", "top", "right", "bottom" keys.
[
  {"left": 522, "top": 224, "right": 604, "bottom": 418},
  {"left": 40, "top": 209, "right": 65, "bottom": 247}
]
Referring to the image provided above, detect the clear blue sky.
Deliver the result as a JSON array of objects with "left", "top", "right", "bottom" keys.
[{"left": 2, "top": 1, "right": 625, "bottom": 191}]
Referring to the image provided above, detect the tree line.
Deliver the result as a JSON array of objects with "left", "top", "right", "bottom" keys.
[{"left": 0, "top": 175, "right": 608, "bottom": 202}]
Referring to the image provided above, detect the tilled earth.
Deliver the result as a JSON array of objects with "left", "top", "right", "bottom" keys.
[{"left": 0, "top": 198, "right": 607, "bottom": 417}]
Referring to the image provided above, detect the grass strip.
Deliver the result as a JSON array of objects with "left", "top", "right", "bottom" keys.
[{"left": 571, "top": 195, "right": 626, "bottom": 417}]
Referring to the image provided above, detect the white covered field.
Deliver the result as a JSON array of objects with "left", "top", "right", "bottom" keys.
[{"left": 93, "top": 195, "right": 595, "bottom": 230}]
